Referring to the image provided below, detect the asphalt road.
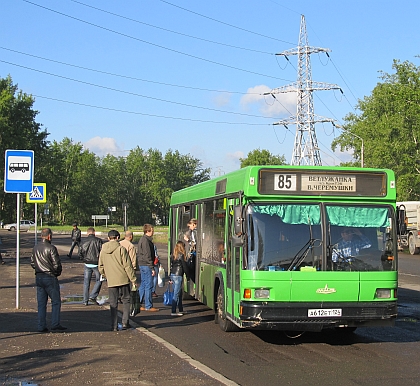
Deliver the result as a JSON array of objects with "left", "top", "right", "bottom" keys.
[
  {"left": 1, "top": 230, "right": 419, "bottom": 386},
  {"left": 134, "top": 249, "right": 420, "bottom": 386}
]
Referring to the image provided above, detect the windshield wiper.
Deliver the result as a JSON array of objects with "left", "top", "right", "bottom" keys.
[
  {"left": 287, "top": 238, "right": 317, "bottom": 271},
  {"left": 288, "top": 220, "right": 317, "bottom": 271}
]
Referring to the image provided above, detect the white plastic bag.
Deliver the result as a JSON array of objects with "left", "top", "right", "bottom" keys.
[{"left": 158, "top": 266, "right": 165, "bottom": 287}]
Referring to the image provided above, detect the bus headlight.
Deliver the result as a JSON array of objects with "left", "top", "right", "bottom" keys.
[
  {"left": 375, "top": 289, "right": 391, "bottom": 299},
  {"left": 255, "top": 289, "right": 270, "bottom": 299}
]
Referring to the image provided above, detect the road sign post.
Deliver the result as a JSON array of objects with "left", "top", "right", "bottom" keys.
[
  {"left": 4, "top": 149, "right": 34, "bottom": 309},
  {"left": 123, "top": 203, "right": 128, "bottom": 231},
  {"left": 91, "top": 215, "right": 109, "bottom": 228}
]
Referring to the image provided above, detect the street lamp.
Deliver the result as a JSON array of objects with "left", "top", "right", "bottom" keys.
[{"left": 333, "top": 124, "right": 364, "bottom": 167}]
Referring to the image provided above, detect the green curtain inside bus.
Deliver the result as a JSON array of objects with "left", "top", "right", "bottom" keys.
[
  {"left": 252, "top": 204, "right": 389, "bottom": 228},
  {"left": 252, "top": 205, "right": 321, "bottom": 225},
  {"left": 326, "top": 206, "right": 389, "bottom": 228}
]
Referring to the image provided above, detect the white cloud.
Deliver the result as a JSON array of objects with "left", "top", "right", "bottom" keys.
[
  {"left": 212, "top": 92, "right": 232, "bottom": 107},
  {"left": 240, "top": 85, "right": 296, "bottom": 117},
  {"left": 84, "top": 136, "right": 124, "bottom": 156},
  {"left": 226, "top": 151, "right": 244, "bottom": 161}
]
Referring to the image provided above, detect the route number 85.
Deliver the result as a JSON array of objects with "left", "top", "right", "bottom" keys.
[{"left": 274, "top": 174, "right": 296, "bottom": 191}]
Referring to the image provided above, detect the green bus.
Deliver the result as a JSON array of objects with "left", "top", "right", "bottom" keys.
[{"left": 169, "top": 166, "right": 399, "bottom": 332}]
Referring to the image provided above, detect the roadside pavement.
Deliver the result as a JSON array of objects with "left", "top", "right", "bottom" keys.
[{"left": 0, "top": 230, "right": 225, "bottom": 386}]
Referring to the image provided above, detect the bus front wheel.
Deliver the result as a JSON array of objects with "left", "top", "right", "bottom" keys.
[
  {"left": 216, "top": 284, "right": 237, "bottom": 332},
  {"left": 408, "top": 234, "right": 420, "bottom": 255}
]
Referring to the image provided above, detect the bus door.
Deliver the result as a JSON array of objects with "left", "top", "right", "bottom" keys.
[
  {"left": 227, "top": 200, "right": 240, "bottom": 319},
  {"left": 176, "top": 204, "right": 196, "bottom": 298},
  {"left": 193, "top": 204, "right": 202, "bottom": 299}
]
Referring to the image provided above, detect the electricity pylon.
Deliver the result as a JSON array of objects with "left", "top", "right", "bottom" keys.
[{"left": 268, "top": 15, "right": 341, "bottom": 165}]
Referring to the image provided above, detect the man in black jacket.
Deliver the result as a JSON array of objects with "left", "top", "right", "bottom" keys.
[
  {"left": 31, "top": 228, "right": 67, "bottom": 333},
  {"left": 79, "top": 227, "right": 103, "bottom": 306},
  {"left": 137, "top": 224, "right": 159, "bottom": 312},
  {"left": 67, "top": 222, "right": 81, "bottom": 258},
  {"left": 183, "top": 218, "right": 197, "bottom": 282}
]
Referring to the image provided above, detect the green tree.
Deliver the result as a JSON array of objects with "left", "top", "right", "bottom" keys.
[
  {"left": 92, "top": 148, "right": 210, "bottom": 227},
  {"left": 162, "top": 149, "right": 210, "bottom": 220},
  {"left": 331, "top": 59, "right": 420, "bottom": 200},
  {"left": 100, "top": 153, "right": 130, "bottom": 225},
  {"left": 122, "top": 148, "right": 210, "bottom": 225},
  {"left": 240, "top": 148, "right": 286, "bottom": 168},
  {"left": 0, "top": 75, "right": 49, "bottom": 222},
  {"left": 45, "top": 138, "right": 103, "bottom": 224}
]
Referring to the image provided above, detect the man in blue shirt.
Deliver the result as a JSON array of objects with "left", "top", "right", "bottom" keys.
[{"left": 332, "top": 227, "right": 371, "bottom": 262}]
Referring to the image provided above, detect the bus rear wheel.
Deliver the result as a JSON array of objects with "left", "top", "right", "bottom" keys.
[
  {"left": 216, "top": 284, "right": 237, "bottom": 332},
  {"left": 408, "top": 234, "right": 420, "bottom": 255}
]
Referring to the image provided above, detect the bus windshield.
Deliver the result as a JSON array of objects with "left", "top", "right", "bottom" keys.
[{"left": 246, "top": 203, "right": 396, "bottom": 272}]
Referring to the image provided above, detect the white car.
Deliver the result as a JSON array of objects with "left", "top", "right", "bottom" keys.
[{"left": 4, "top": 220, "right": 35, "bottom": 231}]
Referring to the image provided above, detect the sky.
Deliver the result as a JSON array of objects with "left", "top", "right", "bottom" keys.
[{"left": 1, "top": 0, "right": 419, "bottom": 176}]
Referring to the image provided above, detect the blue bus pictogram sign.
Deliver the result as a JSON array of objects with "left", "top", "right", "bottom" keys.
[{"left": 4, "top": 149, "right": 34, "bottom": 193}]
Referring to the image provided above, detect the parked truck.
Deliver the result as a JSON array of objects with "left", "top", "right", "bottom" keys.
[{"left": 396, "top": 201, "right": 420, "bottom": 254}]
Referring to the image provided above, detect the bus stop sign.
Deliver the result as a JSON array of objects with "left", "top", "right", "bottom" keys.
[{"left": 4, "top": 149, "right": 34, "bottom": 193}]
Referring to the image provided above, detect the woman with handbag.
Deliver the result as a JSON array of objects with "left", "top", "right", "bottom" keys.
[{"left": 169, "top": 241, "right": 190, "bottom": 317}]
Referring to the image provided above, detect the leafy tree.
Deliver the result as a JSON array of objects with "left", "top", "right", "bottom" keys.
[
  {"left": 45, "top": 138, "right": 102, "bottom": 224},
  {"left": 98, "top": 148, "right": 210, "bottom": 226},
  {"left": 123, "top": 148, "right": 210, "bottom": 225},
  {"left": 0, "top": 75, "right": 49, "bottom": 222},
  {"left": 100, "top": 153, "right": 130, "bottom": 225},
  {"left": 240, "top": 148, "right": 286, "bottom": 168},
  {"left": 162, "top": 149, "right": 210, "bottom": 221},
  {"left": 331, "top": 59, "right": 420, "bottom": 200}
]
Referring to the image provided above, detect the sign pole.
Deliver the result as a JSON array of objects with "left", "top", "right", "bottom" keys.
[
  {"left": 16, "top": 193, "right": 20, "bottom": 309},
  {"left": 4, "top": 149, "right": 35, "bottom": 310},
  {"left": 34, "top": 203, "right": 38, "bottom": 245}
]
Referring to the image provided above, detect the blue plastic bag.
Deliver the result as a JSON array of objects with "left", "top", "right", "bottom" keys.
[{"left": 163, "top": 283, "right": 174, "bottom": 306}]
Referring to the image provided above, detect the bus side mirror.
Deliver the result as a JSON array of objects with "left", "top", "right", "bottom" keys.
[
  {"left": 234, "top": 205, "right": 244, "bottom": 236},
  {"left": 396, "top": 205, "right": 407, "bottom": 236}
]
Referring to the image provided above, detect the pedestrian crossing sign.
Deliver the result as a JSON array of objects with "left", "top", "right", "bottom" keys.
[{"left": 26, "top": 183, "right": 47, "bottom": 203}]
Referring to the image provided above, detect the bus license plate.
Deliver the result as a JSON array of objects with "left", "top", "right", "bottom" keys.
[{"left": 308, "top": 308, "right": 342, "bottom": 317}]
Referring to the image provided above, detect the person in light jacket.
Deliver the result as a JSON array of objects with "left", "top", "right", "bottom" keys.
[{"left": 99, "top": 230, "right": 138, "bottom": 331}]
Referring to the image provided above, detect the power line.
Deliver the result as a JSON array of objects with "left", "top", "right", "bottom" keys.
[
  {"left": 303, "top": 18, "right": 360, "bottom": 110},
  {"left": 326, "top": 55, "right": 359, "bottom": 107},
  {"left": 22, "top": 0, "right": 291, "bottom": 82},
  {"left": 70, "top": 0, "right": 275, "bottom": 55},
  {"left": 33, "top": 94, "right": 274, "bottom": 126},
  {"left": 0, "top": 59, "right": 281, "bottom": 120},
  {"left": 0, "top": 46, "right": 267, "bottom": 95},
  {"left": 158, "top": 0, "right": 295, "bottom": 45},
  {"left": 265, "top": 0, "right": 302, "bottom": 16}
]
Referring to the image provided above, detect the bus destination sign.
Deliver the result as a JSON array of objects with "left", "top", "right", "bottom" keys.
[
  {"left": 300, "top": 174, "right": 356, "bottom": 192},
  {"left": 258, "top": 169, "right": 386, "bottom": 196}
]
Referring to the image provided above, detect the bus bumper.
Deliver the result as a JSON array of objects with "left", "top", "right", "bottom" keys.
[{"left": 239, "top": 301, "right": 397, "bottom": 331}]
